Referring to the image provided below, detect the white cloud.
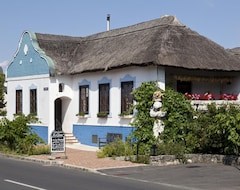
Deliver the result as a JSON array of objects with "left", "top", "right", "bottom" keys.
[{"left": 0, "top": 60, "right": 10, "bottom": 73}]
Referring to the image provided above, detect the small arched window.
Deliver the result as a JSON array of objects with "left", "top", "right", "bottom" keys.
[{"left": 59, "top": 83, "right": 64, "bottom": 92}]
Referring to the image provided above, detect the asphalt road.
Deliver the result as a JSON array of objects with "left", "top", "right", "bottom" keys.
[
  {"left": 1, "top": 155, "right": 240, "bottom": 190},
  {"left": 0, "top": 156, "right": 167, "bottom": 190},
  {"left": 99, "top": 164, "right": 240, "bottom": 190}
]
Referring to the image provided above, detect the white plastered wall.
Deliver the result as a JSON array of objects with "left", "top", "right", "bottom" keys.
[
  {"left": 6, "top": 74, "right": 50, "bottom": 124},
  {"left": 63, "top": 65, "right": 166, "bottom": 129}
]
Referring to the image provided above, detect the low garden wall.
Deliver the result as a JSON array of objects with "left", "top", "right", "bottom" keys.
[{"left": 150, "top": 154, "right": 240, "bottom": 166}]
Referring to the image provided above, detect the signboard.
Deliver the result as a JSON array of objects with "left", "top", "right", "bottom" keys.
[{"left": 51, "top": 130, "right": 65, "bottom": 153}]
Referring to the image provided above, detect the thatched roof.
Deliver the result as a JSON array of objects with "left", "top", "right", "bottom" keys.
[
  {"left": 35, "top": 15, "right": 240, "bottom": 75},
  {"left": 227, "top": 47, "right": 240, "bottom": 60}
]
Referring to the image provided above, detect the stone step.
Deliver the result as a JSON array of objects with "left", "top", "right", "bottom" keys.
[{"left": 64, "top": 133, "right": 79, "bottom": 144}]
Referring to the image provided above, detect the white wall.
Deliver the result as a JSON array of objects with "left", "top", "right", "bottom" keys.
[
  {"left": 62, "top": 65, "right": 165, "bottom": 130},
  {"left": 6, "top": 65, "right": 165, "bottom": 139},
  {"left": 6, "top": 74, "right": 50, "bottom": 124}
]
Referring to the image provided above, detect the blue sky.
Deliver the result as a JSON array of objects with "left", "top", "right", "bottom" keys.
[{"left": 0, "top": 0, "right": 239, "bottom": 70}]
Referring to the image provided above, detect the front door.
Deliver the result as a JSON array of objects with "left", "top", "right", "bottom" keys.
[{"left": 55, "top": 98, "right": 62, "bottom": 131}]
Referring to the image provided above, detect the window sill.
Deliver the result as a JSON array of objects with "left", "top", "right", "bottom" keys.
[
  {"left": 76, "top": 114, "right": 90, "bottom": 118},
  {"left": 97, "top": 112, "right": 112, "bottom": 118},
  {"left": 119, "top": 115, "right": 133, "bottom": 119}
]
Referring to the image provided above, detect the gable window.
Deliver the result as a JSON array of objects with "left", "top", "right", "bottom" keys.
[
  {"left": 99, "top": 83, "right": 109, "bottom": 114},
  {"left": 79, "top": 85, "right": 89, "bottom": 114},
  {"left": 30, "top": 89, "right": 37, "bottom": 114},
  {"left": 121, "top": 81, "right": 133, "bottom": 114},
  {"left": 16, "top": 89, "right": 22, "bottom": 114}
]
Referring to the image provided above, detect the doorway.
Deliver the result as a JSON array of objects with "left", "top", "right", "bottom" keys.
[{"left": 55, "top": 98, "right": 62, "bottom": 131}]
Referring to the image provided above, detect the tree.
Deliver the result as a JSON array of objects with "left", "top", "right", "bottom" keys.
[{"left": 0, "top": 73, "right": 6, "bottom": 116}]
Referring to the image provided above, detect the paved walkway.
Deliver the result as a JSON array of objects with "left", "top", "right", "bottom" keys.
[{"left": 28, "top": 144, "right": 142, "bottom": 172}]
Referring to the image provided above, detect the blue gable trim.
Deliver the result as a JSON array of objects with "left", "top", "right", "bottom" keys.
[
  {"left": 15, "top": 85, "right": 22, "bottom": 90},
  {"left": 29, "top": 83, "right": 37, "bottom": 89},
  {"left": 120, "top": 74, "right": 136, "bottom": 89},
  {"left": 120, "top": 74, "right": 136, "bottom": 83},
  {"left": 7, "top": 31, "right": 55, "bottom": 78},
  {"left": 78, "top": 79, "right": 91, "bottom": 86},
  {"left": 98, "top": 76, "right": 111, "bottom": 85}
]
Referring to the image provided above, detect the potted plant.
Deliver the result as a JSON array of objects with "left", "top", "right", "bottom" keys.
[
  {"left": 76, "top": 112, "right": 87, "bottom": 118},
  {"left": 97, "top": 112, "right": 108, "bottom": 118},
  {"left": 119, "top": 111, "right": 133, "bottom": 118}
]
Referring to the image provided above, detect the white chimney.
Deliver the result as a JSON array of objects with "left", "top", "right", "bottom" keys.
[{"left": 107, "top": 14, "right": 110, "bottom": 31}]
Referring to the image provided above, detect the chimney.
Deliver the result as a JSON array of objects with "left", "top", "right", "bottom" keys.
[{"left": 107, "top": 14, "right": 110, "bottom": 31}]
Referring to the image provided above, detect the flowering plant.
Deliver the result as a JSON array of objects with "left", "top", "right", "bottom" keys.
[
  {"left": 185, "top": 93, "right": 215, "bottom": 100},
  {"left": 219, "top": 94, "right": 238, "bottom": 100},
  {"left": 185, "top": 93, "right": 238, "bottom": 100}
]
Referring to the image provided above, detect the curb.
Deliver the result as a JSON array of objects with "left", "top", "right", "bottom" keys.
[{"left": 0, "top": 153, "right": 100, "bottom": 174}]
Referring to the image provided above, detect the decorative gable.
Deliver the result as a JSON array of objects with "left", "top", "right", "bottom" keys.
[{"left": 7, "top": 31, "right": 55, "bottom": 78}]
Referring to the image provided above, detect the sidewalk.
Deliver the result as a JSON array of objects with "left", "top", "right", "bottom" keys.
[{"left": 28, "top": 143, "right": 143, "bottom": 172}]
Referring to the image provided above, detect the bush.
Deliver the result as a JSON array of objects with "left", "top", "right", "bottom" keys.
[
  {"left": 160, "top": 87, "right": 195, "bottom": 145},
  {"left": 130, "top": 81, "right": 159, "bottom": 153},
  {"left": 194, "top": 103, "right": 240, "bottom": 155},
  {"left": 97, "top": 139, "right": 134, "bottom": 159},
  {"left": 129, "top": 81, "right": 240, "bottom": 157},
  {"left": 130, "top": 82, "right": 196, "bottom": 157},
  {"left": 30, "top": 144, "right": 50, "bottom": 155},
  {"left": 0, "top": 114, "right": 44, "bottom": 154},
  {"left": 157, "top": 142, "right": 187, "bottom": 162}
]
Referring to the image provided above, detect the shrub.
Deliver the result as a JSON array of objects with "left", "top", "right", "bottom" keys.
[
  {"left": 30, "top": 144, "right": 50, "bottom": 155},
  {"left": 130, "top": 82, "right": 196, "bottom": 156},
  {"left": 157, "top": 142, "right": 187, "bottom": 163},
  {"left": 129, "top": 81, "right": 240, "bottom": 157},
  {"left": 130, "top": 81, "right": 159, "bottom": 151},
  {"left": 97, "top": 139, "right": 134, "bottom": 159},
  {"left": 0, "top": 114, "right": 44, "bottom": 154},
  {"left": 194, "top": 103, "right": 240, "bottom": 155}
]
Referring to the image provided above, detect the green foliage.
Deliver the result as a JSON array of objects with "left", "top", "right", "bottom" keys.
[
  {"left": 130, "top": 81, "right": 159, "bottom": 146},
  {"left": 129, "top": 81, "right": 240, "bottom": 157},
  {"left": 0, "top": 114, "right": 44, "bottom": 154},
  {"left": 194, "top": 103, "right": 240, "bottom": 155},
  {"left": 160, "top": 87, "right": 194, "bottom": 146},
  {"left": 97, "top": 112, "right": 108, "bottom": 118},
  {"left": 97, "top": 139, "right": 134, "bottom": 158},
  {"left": 130, "top": 81, "right": 195, "bottom": 156},
  {"left": 30, "top": 144, "right": 50, "bottom": 155},
  {"left": 157, "top": 142, "right": 187, "bottom": 163},
  {"left": 0, "top": 74, "right": 5, "bottom": 108},
  {"left": 0, "top": 110, "right": 6, "bottom": 116}
]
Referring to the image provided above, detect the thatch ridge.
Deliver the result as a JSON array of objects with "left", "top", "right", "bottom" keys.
[
  {"left": 35, "top": 15, "right": 240, "bottom": 75},
  {"left": 227, "top": 47, "right": 240, "bottom": 60}
]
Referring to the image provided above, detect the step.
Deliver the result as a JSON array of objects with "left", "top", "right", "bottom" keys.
[{"left": 64, "top": 133, "right": 79, "bottom": 144}]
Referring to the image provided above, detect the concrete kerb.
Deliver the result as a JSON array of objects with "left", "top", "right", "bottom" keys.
[{"left": 0, "top": 153, "right": 100, "bottom": 174}]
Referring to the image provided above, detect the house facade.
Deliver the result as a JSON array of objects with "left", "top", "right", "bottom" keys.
[{"left": 6, "top": 15, "right": 240, "bottom": 146}]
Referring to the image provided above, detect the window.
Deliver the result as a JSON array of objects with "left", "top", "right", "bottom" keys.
[
  {"left": 79, "top": 85, "right": 89, "bottom": 114},
  {"left": 121, "top": 81, "right": 133, "bottom": 114},
  {"left": 30, "top": 89, "right": 37, "bottom": 114},
  {"left": 99, "top": 83, "right": 109, "bottom": 114},
  {"left": 16, "top": 89, "right": 22, "bottom": 114},
  {"left": 59, "top": 83, "right": 64, "bottom": 92},
  {"left": 177, "top": 80, "right": 192, "bottom": 94}
]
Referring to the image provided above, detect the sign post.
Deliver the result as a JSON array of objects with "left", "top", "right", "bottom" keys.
[{"left": 50, "top": 130, "right": 67, "bottom": 159}]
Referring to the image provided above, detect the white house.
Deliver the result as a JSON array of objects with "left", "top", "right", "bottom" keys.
[{"left": 6, "top": 15, "right": 240, "bottom": 146}]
